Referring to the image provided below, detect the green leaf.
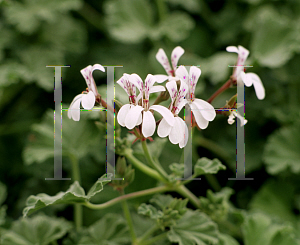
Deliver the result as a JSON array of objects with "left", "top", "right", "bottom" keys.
[
  {"left": 1, "top": 214, "right": 72, "bottom": 245},
  {"left": 218, "top": 233, "right": 239, "bottom": 245},
  {"left": 79, "top": 213, "right": 130, "bottom": 245},
  {"left": 200, "top": 188, "right": 234, "bottom": 222},
  {"left": 134, "top": 137, "right": 168, "bottom": 160},
  {"left": 167, "top": 210, "right": 219, "bottom": 245},
  {"left": 0, "top": 206, "right": 6, "bottom": 226},
  {"left": 4, "top": 0, "right": 82, "bottom": 34},
  {"left": 104, "top": 0, "right": 154, "bottom": 43},
  {"left": 23, "top": 173, "right": 112, "bottom": 217},
  {"left": 243, "top": 212, "right": 298, "bottom": 245},
  {"left": 245, "top": 5, "right": 295, "bottom": 68},
  {"left": 158, "top": 12, "right": 195, "bottom": 42},
  {"left": 263, "top": 123, "right": 300, "bottom": 175},
  {"left": 23, "top": 109, "right": 105, "bottom": 165},
  {"left": 194, "top": 157, "right": 226, "bottom": 176},
  {"left": 249, "top": 179, "right": 297, "bottom": 225},
  {"left": 169, "top": 163, "right": 185, "bottom": 178},
  {"left": 166, "top": 0, "right": 201, "bottom": 13},
  {"left": 138, "top": 203, "right": 164, "bottom": 219}
]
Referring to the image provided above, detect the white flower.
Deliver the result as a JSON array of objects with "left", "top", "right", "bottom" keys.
[
  {"left": 157, "top": 80, "right": 189, "bottom": 148},
  {"left": 226, "top": 45, "right": 265, "bottom": 100},
  {"left": 117, "top": 74, "right": 175, "bottom": 138},
  {"left": 154, "top": 46, "right": 185, "bottom": 83},
  {"left": 228, "top": 110, "right": 247, "bottom": 127},
  {"left": 68, "top": 64, "right": 105, "bottom": 121},
  {"left": 176, "top": 66, "right": 216, "bottom": 129}
]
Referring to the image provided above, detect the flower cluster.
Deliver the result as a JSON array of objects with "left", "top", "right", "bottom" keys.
[{"left": 68, "top": 46, "right": 265, "bottom": 147}]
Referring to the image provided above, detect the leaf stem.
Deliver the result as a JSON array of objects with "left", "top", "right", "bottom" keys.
[
  {"left": 175, "top": 185, "right": 201, "bottom": 208},
  {"left": 207, "top": 78, "right": 233, "bottom": 104},
  {"left": 124, "top": 148, "right": 167, "bottom": 183},
  {"left": 120, "top": 189, "right": 137, "bottom": 243},
  {"left": 138, "top": 224, "right": 160, "bottom": 242},
  {"left": 84, "top": 185, "right": 172, "bottom": 210},
  {"left": 141, "top": 140, "right": 169, "bottom": 180},
  {"left": 69, "top": 154, "right": 82, "bottom": 231},
  {"left": 143, "top": 232, "right": 168, "bottom": 245}
]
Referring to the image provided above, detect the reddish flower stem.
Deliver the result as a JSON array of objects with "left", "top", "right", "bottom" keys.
[{"left": 207, "top": 78, "right": 233, "bottom": 104}]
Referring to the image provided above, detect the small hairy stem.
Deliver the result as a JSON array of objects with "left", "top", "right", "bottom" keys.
[
  {"left": 84, "top": 186, "right": 172, "bottom": 210},
  {"left": 124, "top": 149, "right": 167, "bottom": 183},
  {"left": 138, "top": 224, "right": 160, "bottom": 243},
  {"left": 143, "top": 232, "right": 168, "bottom": 245},
  {"left": 207, "top": 78, "right": 233, "bottom": 104},
  {"left": 120, "top": 189, "right": 137, "bottom": 243},
  {"left": 69, "top": 154, "right": 82, "bottom": 231},
  {"left": 141, "top": 140, "right": 169, "bottom": 180},
  {"left": 175, "top": 185, "right": 201, "bottom": 208},
  {"left": 100, "top": 98, "right": 115, "bottom": 113}
]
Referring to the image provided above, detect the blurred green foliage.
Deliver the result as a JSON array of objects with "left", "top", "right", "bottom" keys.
[{"left": 0, "top": 0, "right": 300, "bottom": 244}]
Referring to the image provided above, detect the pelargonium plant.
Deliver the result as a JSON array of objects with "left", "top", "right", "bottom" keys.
[{"left": 18, "top": 46, "right": 266, "bottom": 245}]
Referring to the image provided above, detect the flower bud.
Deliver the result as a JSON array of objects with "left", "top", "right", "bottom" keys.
[{"left": 116, "top": 157, "right": 127, "bottom": 176}]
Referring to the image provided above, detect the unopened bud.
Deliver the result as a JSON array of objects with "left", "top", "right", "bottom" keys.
[{"left": 116, "top": 157, "right": 127, "bottom": 176}]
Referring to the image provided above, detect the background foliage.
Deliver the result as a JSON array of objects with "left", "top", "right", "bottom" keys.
[{"left": 0, "top": 0, "right": 300, "bottom": 244}]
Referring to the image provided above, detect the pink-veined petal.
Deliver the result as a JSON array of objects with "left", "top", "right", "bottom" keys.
[
  {"left": 92, "top": 64, "right": 105, "bottom": 72},
  {"left": 192, "top": 98, "right": 216, "bottom": 121},
  {"left": 149, "top": 85, "right": 165, "bottom": 94},
  {"left": 176, "top": 99, "right": 188, "bottom": 114},
  {"left": 149, "top": 105, "right": 175, "bottom": 126},
  {"left": 128, "top": 74, "right": 144, "bottom": 94},
  {"left": 171, "top": 46, "right": 184, "bottom": 71},
  {"left": 190, "top": 102, "right": 209, "bottom": 129},
  {"left": 156, "top": 48, "right": 173, "bottom": 76},
  {"left": 226, "top": 46, "right": 239, "bottom": 53},
  {"left": 178, "top": 117, "right": 188, "bottom": 148},
  {"left": 68, "top": 94, "right": 83, "bottom": 121},
  {"left": 169, "top": 117, "right": 183, "bottom": 144},
  {"left": 81, "top": 91, "right": 95, "bottom": 109},
  {"left": 157, "top": 118, "right": 172, "bottom": 138},
  {"left": 166, "top": 80, "right": 178, "bottom": 102},
  {"left": 175, "top": 66, "right": 189, "bottom": 85},
  {"left": 142, "top": 111, "right": 156, "bottom": 138},
  {"left": 144, "top": 74, "right": 156, "bottom": 99},
  {"left": 244, "top": 72, "right": 265, "bottom": 100},
  {"left": 117, "top": 104, "right": 131, "bottom": 127},
  {"left": 153, "top": 75, "right": 169, "bottom": 83},
  {"left": 188, "top": 66, "right": 201, "bottom": 94},
  {"left": 125, "top": 105, "right": 144, "bottom": 129}
]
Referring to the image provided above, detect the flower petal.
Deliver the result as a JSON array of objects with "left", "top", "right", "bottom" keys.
[
  {"left": 234, "top": 111, "right": 247, "bottom": 127},
  {"left": 68, "top": 94, "right": 83, "bottom": 121},
  {"left": 80, "top": 64, "right": 104, "bottom": 96},
  {"left": 156, "top": 48, "right": 173, "bottom": 76},
  {"left": 244, "top": 72, "right": 265, "bottom": 100},
  {"left": 145, "top": 74, "right": 157, "bottom": 99},
  {"left": 142, "top": 111, "right": 156, "bottom": 138},
  {"left": 169, "top": 117, "right": 183, "bottom": 144},
  {"left": 240, "top": 71, "right": 252, "bottom": 87},
  {"left": 176, "top": 99, "right": 188, "bottom": 114},
  {"left": 117, "top": 104, "right": 131, "bottom": 127},
  {"left": 128, "top": 74, "right": 144, "bottom": 95},
  {"left": 166, "top": 80, "right": 178, "bottom": 102},
  {"left": 192, "top": 99, "right": 216, "bottom": 121},
  {"left": 226, "top": 46, "right": 239, "bottom": 53},
  {"left": 81, "top": 91, "right": 95, "bottom": 109},
  {"left": 149, "top": 85, "right": 165, "bottom": 94},
  {"left": 178, "top": 117, "right": 188, "bottom": 148},
  {"left": 136, "top": 113, "right": 142, "bottom": 126},
  {"left": 228, "top": 112, "right": 235, "bottom": 125},
  {"left": 171, "top": 46, "right": 184, "bottom": 71},
  {"left": 189, "top": 103, "right": 209, "bottom": 129},
  {"left": 188, "top": 66, "right": 201, "bottom": 93},
  {"left": 153, "top": 75, "right": 169, "bottom": 83},
  {"left": 175, "top": 66, "right": 189, "bottom": 85},
  {"left": 92, "top": 64, "right": 105, "bottom": 73},
  {"left": 125, "top": 105, "right": 144, "bottom": 129},
  {"left": 157, "top": 118, "right": 172, "bottom": 138},
  {"left": 149, "top": 105, "right": 175, "bottom": 126}
]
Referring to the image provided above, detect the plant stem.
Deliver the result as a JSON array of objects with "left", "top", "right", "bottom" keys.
[
  {"left": 143, "top": 232, "right": 168, "bottom": 245},
  {"left": 155, "top": 0, "right": 167, "bottom": 21},
  {"left": 204, "top": 174, "right": 221, "bottom": 192},
  {"left": 120, "top": 189, "right": 137, "bottom": 243},
  {"left": 207, "top": 78, "right": 233, "bottom": 104},
  {"left": 141, "top": 140, "right": 169, "bottom": 180},
  {"left": 69, "top": 154, "right": 82, "bottom": 231},
  {"left": 84, "top": 185, "right": 172, "bottom": 210},
  {"left": 175, "top": 185, "right": 201, "bottom": 208},
  {"left": 124, "top": 148, "right": 167, "bottom": 183},
  {"left": 138, "top": 224, "right": 160, "bottom": 242}
]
